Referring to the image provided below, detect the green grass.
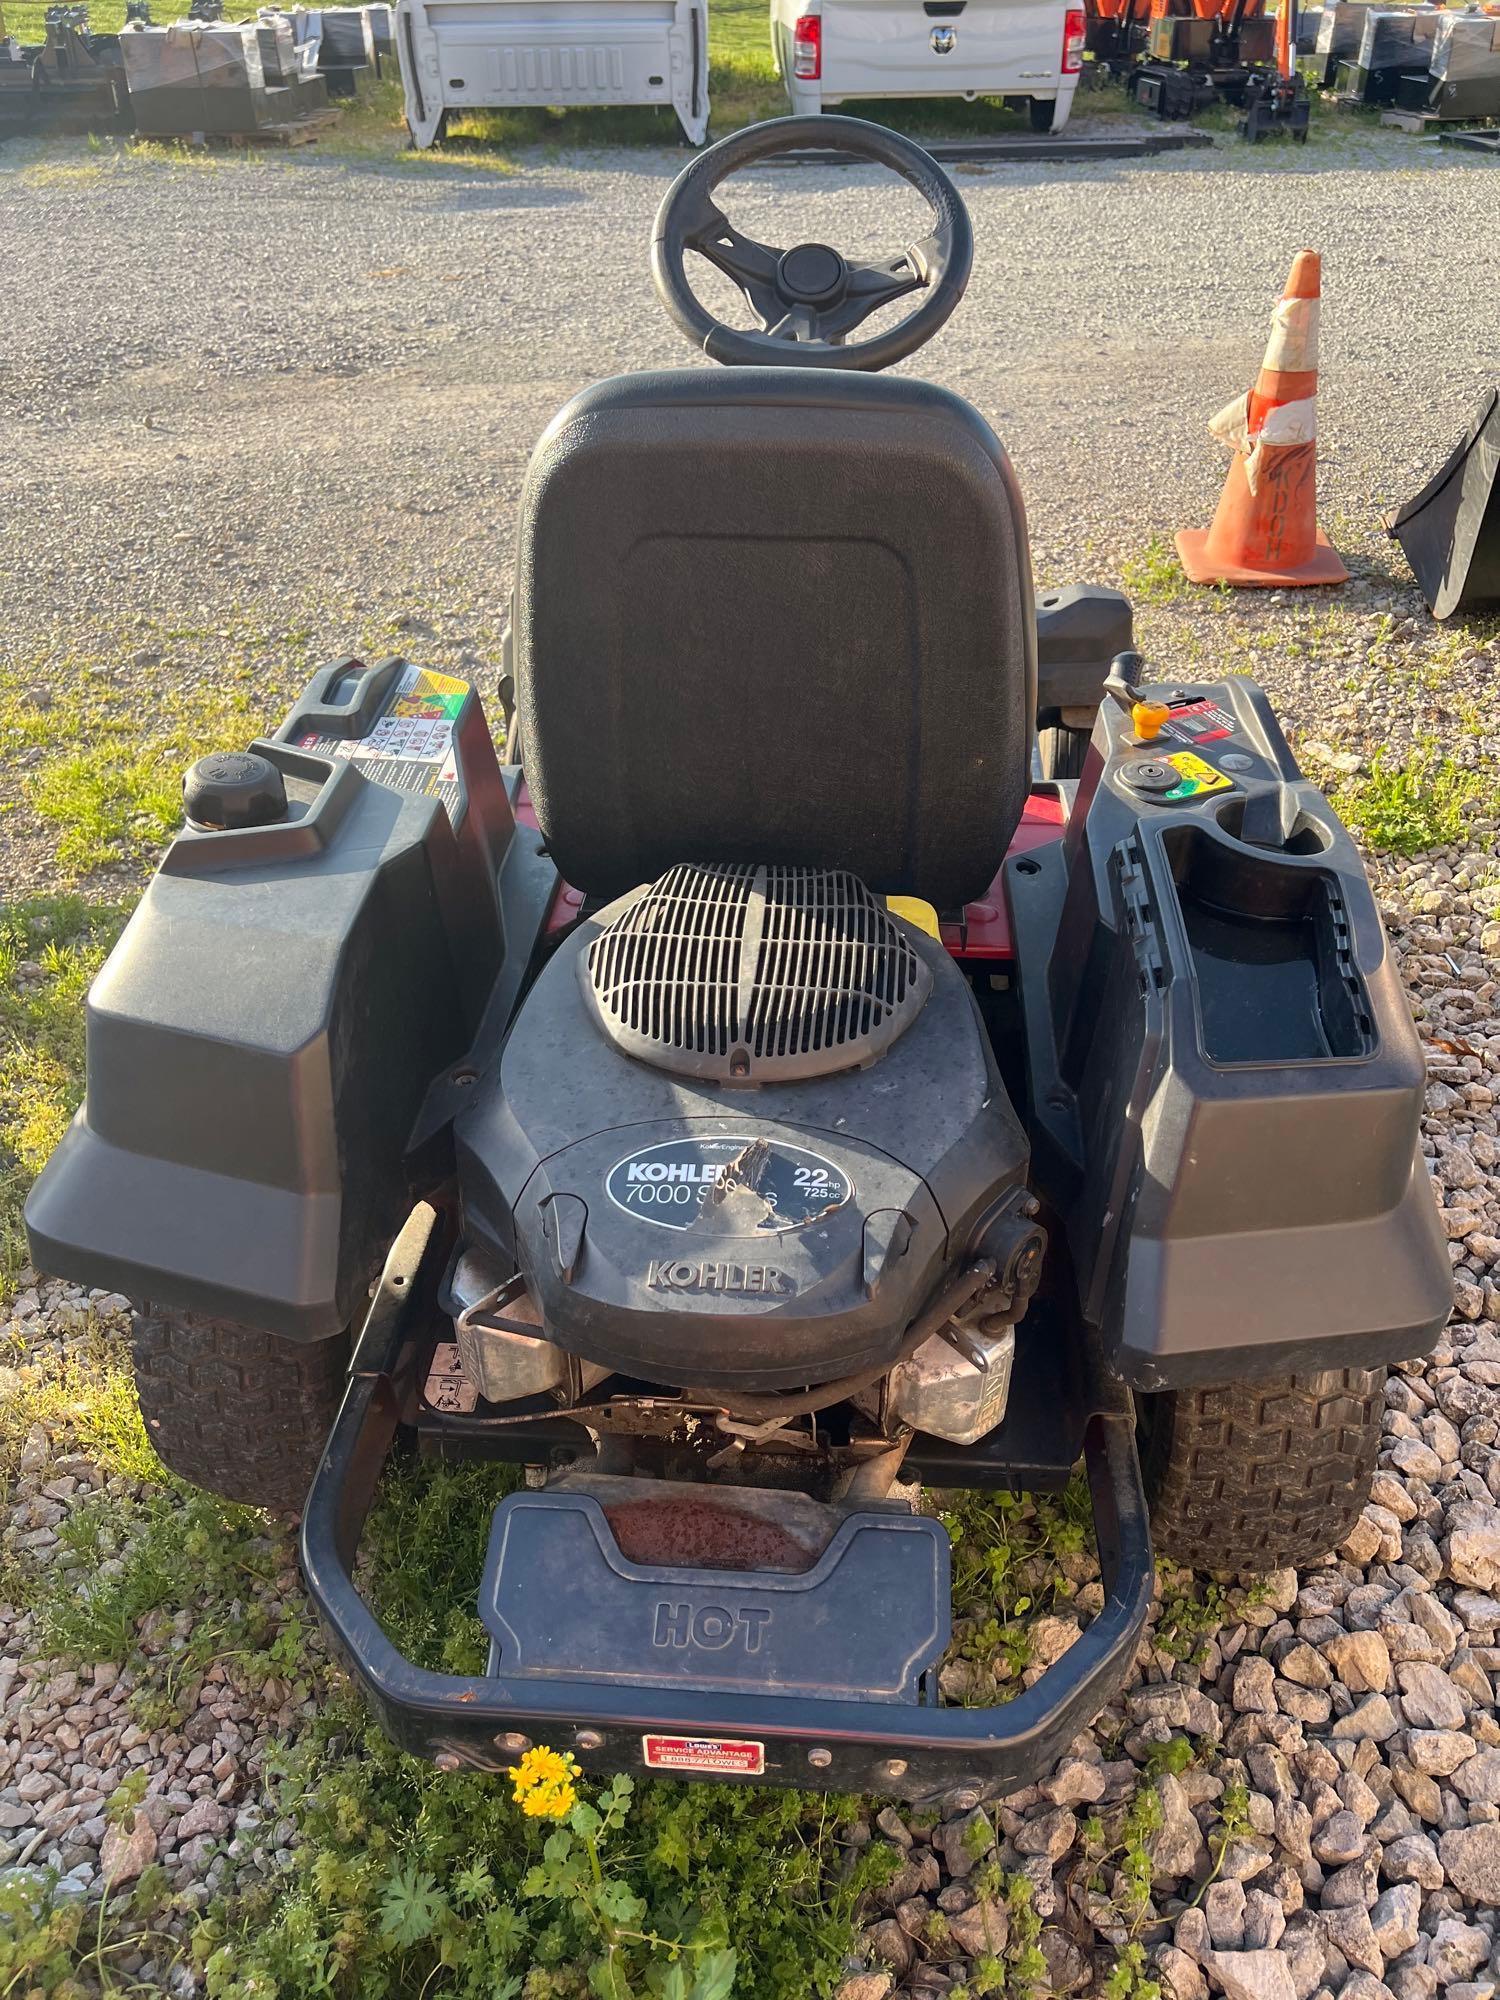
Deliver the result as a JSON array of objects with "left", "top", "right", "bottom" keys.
[
  {"left": 0, "top": 1301, "right": 157, "bottom": 1484},
  {"left": 0, "top": 895, "right": 129, "bottom": 1282},
  {"left": 932, "top": 1475, "right": 1103, "bottom": 1712},
  {"left": 1336, "top": 742, "right": 1498, "bottom": 857},
  {"left": 0, "top": 652, "right": 266, "bottom": 878},
  {"left": 1118, "top": 533, "right": 1213, "bottom": 611}
]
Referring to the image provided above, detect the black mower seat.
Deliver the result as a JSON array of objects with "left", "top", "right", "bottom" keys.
[{"left": 512, "top": 368, "right": 1037, "bottom": 911}]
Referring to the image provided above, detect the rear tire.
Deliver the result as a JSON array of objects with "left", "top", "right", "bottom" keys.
[
  {"left": 1028, "top": 96, "right": 1059, "bottom": 133},
  {"left": 131, "top": 1306, "right": 349, "bottom": 1514},
  {"left": 1039, "top": 723, "right": 1092, "bottom": 780},
  {"left": 1139, "top": 1367, "right": 1385, "bottom": 1575}
]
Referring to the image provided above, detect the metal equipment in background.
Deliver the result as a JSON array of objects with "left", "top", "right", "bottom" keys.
[
  {"left": 1391, "top": 3, "right": 1500, "bottom": 116},
  {"left": 0, "top": 0, "right": 389, "bottom": 137},
  {"left": 311, "top": 4, "right": 375, "bottom": 94},
  {"left": 1241, "top": 0, "right": 1311, "bottom": 134},
  {"left": 1081, "top": 0, "right": 1153, "bottom": 78},
  {"left": 120, "top": 14, "right": 274, "bottom": 132},
  {"left": 1305, "top": 0, "right": 1375, "bottom": 79},
  {"left": 1332, "top": 2, "right": 1442, "bottom": 100},
  {"left": 0, "top": 2, "right": 133, "bottom": 133},
  {"left": 1114, "top": 0, "right": 1308, "bottom": 131}
]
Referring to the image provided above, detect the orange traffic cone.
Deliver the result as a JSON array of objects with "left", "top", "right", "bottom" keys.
[{"left": 1177, "top": 250, "right": 1348, "bottom": 588}]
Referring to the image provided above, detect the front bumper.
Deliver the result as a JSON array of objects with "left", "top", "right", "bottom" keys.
[{"left": 299, "top": 1204, "right": 1155, "bottom": 1807}]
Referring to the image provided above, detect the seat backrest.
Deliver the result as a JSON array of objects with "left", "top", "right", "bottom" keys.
[{"left": 513, "top": 368, "right": 1036, "bottom": 910}]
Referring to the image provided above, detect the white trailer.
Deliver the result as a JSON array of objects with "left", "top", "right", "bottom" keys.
[{"left": 396, "top": 0, "right": 709, "bottom": 145}]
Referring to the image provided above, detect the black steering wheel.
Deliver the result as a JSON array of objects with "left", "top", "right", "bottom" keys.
[{"left": 651, "top": 115, "right": 974, "bottom": 372}]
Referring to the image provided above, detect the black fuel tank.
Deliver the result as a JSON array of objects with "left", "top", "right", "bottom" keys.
[{"left": 26, "top": 658, "right": 527, "bottom": 1341}]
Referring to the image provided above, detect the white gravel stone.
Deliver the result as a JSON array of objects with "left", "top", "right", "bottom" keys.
[
  {"left": 1405, "top": 1730, "right": 1478, "bottom": 1776},
  {"left": 1439, "top": 1825, "right": 1500, "bottom": 1905},
  {"left": 1446, "top": 1504, "right": 1500, "bottom": 1594},
  {"left": 1426, "top": 1918, "right": 1492, "bottom": 1983},
  {"left": 1379, "top": 1833, "right": 1445, "bottom": 1888},
  {"left": 1452, "top": 1749, "right": 1500, "bottom": 1804},
  {"left": 1396, "top": 1663, "right": 1468, "bottom": 1730},
  {"left": 1327, "top": 1632, "right": 1394, "bottom": 1696},
  {"left": 1199, "top": 1950, "right": 1299, "bottom": 2000},
  {"left": 1368, "top": 1883, "right": 1420, "bottom": 1959},
  {"left": 1320, "top": 1903, "right": 1385, "bottom": 1978},
  {"left": 99, "top": 1813, "right": 157, "bottom": 1888}
]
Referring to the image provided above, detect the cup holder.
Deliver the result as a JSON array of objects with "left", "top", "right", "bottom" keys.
[
  {"left": 1162, "top": 825, "right": 1373, "bottom": 1064},
  {"left": 1215, "top": 796, "right": 1332, "bottom": 856}
]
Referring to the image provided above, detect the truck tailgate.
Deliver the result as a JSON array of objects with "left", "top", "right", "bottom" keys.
[{"left": 821, "top": 0, "right": 1061, "bottom": 95}]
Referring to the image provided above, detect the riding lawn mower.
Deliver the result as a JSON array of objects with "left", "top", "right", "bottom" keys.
[{"left": 26, "top": 117, "right": 1452, "bottom": 1807}]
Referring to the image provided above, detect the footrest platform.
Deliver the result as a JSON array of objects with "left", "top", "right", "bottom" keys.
[{"left": 480, "top": 1487, "right": 950, "bottom": 1704}]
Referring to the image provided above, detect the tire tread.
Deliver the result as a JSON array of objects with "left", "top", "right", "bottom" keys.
[
  {"left": 131, "top": 1306, "right": 347, "bottom": 1514},
  {"left": 1141, "top": 1367, "right": 1384, "bottom": 1573}
]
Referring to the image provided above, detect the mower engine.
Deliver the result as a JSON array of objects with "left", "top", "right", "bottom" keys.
[{"left": 448, "top": 863, "right": 1044, "bottom": 1475}]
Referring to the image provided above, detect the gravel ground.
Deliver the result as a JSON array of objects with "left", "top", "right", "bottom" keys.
[
  {"left": 3, "top": 122, "right": 1500, "bottom": 1999},
  {"left": 2, "top": 129, "right": 1498, "bottom": 646}
]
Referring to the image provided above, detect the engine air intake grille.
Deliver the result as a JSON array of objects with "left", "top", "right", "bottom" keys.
[{"left": 582, "top": 863, "right": 933, "bottom": 1082}]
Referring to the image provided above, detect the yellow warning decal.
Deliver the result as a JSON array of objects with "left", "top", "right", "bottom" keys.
[
  {"left": 390, "top": 666, "right": 469, "bottom": 725},
  {"left": 1163, "top": 750, "right": 1233, "bottom": 800}
]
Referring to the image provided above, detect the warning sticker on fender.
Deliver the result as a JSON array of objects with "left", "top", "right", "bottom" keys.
[
  {"left": 297, "top": 666, "right": 469, "bottom": 819},
  {"left": 643, "top": 1735, "right": 765, "bottom": 1777},
  {"left": 1163, "top": 750, "right": 1234, "bottom": 801},
  {"left": 1165, "top": 698, "right": 1236, "bottom": 747}
]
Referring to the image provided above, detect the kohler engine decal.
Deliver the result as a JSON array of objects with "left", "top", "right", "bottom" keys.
[
  {"left": 606, "top": 1135, "right": 852, "bottom": 1234},
  {"left": 647, "top": 1259, "right": 796, "bottom": 1295}
]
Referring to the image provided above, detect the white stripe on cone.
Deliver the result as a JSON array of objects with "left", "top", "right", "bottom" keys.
[
  {"left": 1263, "top": 296, "right": 1320, "bottom": 375},
  {"left": 1208, "top": 392, "right": 1318, "bottom": 496}
]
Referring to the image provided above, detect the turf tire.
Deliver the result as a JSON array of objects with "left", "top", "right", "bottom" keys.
[
  {"left": 1139, "top": 1366, "right": 1385, "bottom": 1575},
  {"left": 131, "top": 1305, "right": 349, "bottom": 1514}
]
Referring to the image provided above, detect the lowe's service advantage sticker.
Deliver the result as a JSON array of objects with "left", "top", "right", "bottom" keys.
[
  {"left": 643, "top": 1734, "right": 765, "bottom": 1777},
  {"left": 605, "top": 1135, "right": 851, "bottom": 1235}
]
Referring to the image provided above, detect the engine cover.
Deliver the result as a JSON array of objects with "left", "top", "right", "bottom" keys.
[{"left": 455, "top": 883, "right": 1029, "bottom": 1393}]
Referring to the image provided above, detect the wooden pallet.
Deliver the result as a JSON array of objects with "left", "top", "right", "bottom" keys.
[
  {"left": 169, "top": 106, "right": 342, "bottom": 148},
  {"left": 1381, "top": 105, "right": 1499, "bottom": 133}
]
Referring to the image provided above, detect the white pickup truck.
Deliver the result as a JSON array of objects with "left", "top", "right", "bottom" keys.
[{"left": 770, "top": 0, "right": 1085, "bottom": 129}]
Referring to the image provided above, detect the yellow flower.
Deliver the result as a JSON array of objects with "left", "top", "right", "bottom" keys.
[{"left": 508, "top": 1746, "right": 580, "bottom": 1820}]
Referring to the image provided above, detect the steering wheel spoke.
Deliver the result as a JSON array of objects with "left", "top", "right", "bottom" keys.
[
  {"left": 651, "top": 115, "right": 973, "bottom": 371},
  {"left": 814, "top": 251, "right": 929, "bottom": 339},
  {"left": 686, "top": 207, "right": 787, "bottom": 329},
  {"left": 765, "top": 305, "right": 819, "bottom": 342}
]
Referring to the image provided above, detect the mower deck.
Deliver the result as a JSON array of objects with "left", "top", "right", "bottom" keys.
[{"left": 300, "top": 1199, "right": 1156, "bottom": 1805}]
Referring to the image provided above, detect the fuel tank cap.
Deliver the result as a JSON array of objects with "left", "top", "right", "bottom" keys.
[{"left": 183, "top": 751, "right": 288, "bottom": 830}]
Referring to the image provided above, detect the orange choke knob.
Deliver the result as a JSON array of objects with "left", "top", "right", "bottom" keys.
[{"left": 1131, "top": 700, "right": 1170, "bottom": 742}]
